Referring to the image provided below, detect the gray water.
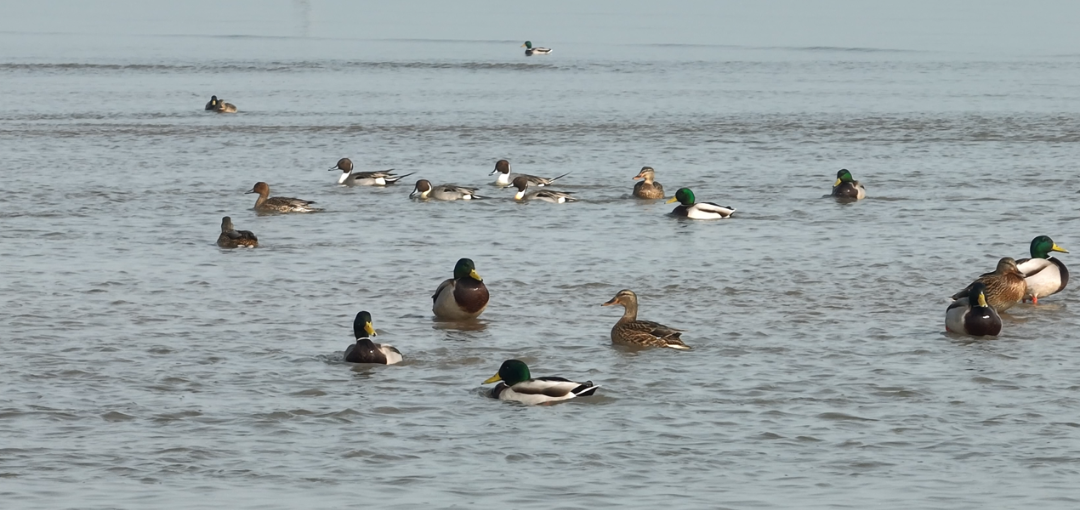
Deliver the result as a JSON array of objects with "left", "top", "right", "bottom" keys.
[{"left": 3, "top": 2, "right": 1080, "bottom": 509}]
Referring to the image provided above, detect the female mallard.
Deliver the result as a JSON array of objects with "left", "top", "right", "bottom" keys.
[
  {"left": 1016, "top": 235, "right": 1069, "bottom": 304},
  {"left": 247, "top": 182, "right": 322, "bottom": 213},
  {"left": 831, "top": 169, "right": 866, "bottom": 200},
  {"left": 410, "top": 180, "right": 485, "bottom": 201},
  {"left": 483, "top": 359, "right": 599, "bottom": 405},
  {"left": 215, "top": 100, "right": 237, "bottom": 113},
  {"left": 667, "top": 188, "right": 734, "bottom": 219},
  {"left": 510, "top": 176, "right": 577, "bottom": 203},
  {"left": 521, "top": 41, "right": 552, "bottom": 56},
  {"left": 950, "top": 257, "right": 1027, "bottom": 313},
  {"left": 432, "top": 258, "right": 489, "bottom": 320},
  {"left": 632, "top": 166, "right": 664, "bottom": 199},
  {"left": 344, "top": 311, "right": 402, "bottom": 364},
  {"left": 945, "top": 282, "right": 1002, "bottom": 337},
  {"left": 329, "top": 158, "right": 414, "bottom": 186},
  {"left": 216, "top": 216, "right": 258, "bottom": 248},
  {"left": 602, "top": 289, "right": 689, "bottom": 350}
]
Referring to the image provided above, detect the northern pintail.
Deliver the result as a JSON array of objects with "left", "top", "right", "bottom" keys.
[
  {"left": 491, "top": 159, "right": 569, "bottom": 187},
  {"left": 510, "top": 176, "right": 577, "bottom": 203},
  {"left": 329, "top": 158, "right": 414, "bottom": 186},
  {"left": 216, "top": 216, "right": 258, "bottom": 248},
  {"left": 409, "top": 179, "right": 485, "bottom": 201},
  {"left": 247, "top": 182, "right": 321, "bottom": 213}
]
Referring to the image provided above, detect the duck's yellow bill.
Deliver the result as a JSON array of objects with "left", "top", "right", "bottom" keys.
[
  {"left": 364, "top": 322, "right": 376, "bottom": 336},
  {"left": 483, "top": 373, "right": 502, "bottom": 384},
  {"left": 470, "top": 269, "right": 483, "bottom": 281},
  {"left": 1052, "top": 244, "right": 1069, "bottom": 253},
  {"left": 665, "top": 197, "right": 678, "bottom": 204},
  {"left": 977, "top": 292, "right": 988, "bottom": 308},
  {"left": 833, "top": 178, "right": 842, "bottom": 186}
]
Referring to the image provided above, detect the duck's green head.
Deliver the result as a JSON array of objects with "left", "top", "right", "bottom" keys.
[
  {"left": 210, "top": 95, "right": 218, "bottom": 106},
  {"left": 1030, "top": 235, "right": 1068, "bottom": 259},
  {"left": 968, "top": 282, "right": 990, "bottom": 308},
  {"left": 352, "top": 310, "right": 376, "bottom": 339},
  {"left": 666, "top": 188, "right": 696, "bottom": 206},
  {"left": 454, "top": 257, "right": 482, "bottom": 282},
  {"left": 483, "top": 359, "right": 531, "bottom": 385},
  {"left": 834, "top": 169, "right": 854, "bottom": 186},
  {"left": 522, "top": 41, "right": 533, "bottom": 49}
]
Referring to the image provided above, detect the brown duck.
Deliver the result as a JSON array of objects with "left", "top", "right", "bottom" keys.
[
  {"left": 950, "top": 257, "right": 1027, "bottom": 313},
  {"left": 602, "top": 289, "right": 689, "bottom": 350},
  {"left": 216, "top": 216, "right": 258, "bottom": 248},
  {"left": 632, "top": 166, "right": 664, "bottom": 199}
]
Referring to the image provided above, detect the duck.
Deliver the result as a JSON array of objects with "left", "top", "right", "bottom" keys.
[
  {"left": 1016, "top": 235, "right": 1069, "bottom": 304},
  {"left": 216, "top": 216, "right": 258, "bottom": 248},
  {"left": 215, "top": 100, "right": 237, "bottom": 113},
  {"left": 343, "top": 311, "right": 402, "bottom": 365},
  {"left": 831, "top": 169, "right": 866, "bottom": 200},
  {"left": 666, "top": 188, "right": 734, "bottom": 219},
  {"left": 945, "top": 282, "right": 1002, "bottom": 337},
  {"left": 409, "top": 180, "right": 485, "bottom": 201},
  {"left": 204, "top": 95, "right": 220, "bottom": 111},
  {"left": 247, "top": 182, "right": 322, "bottom": 213},
  {"left": 432, "top": 258, "right": 489, "bottom": 320},
  {"left": 328, "top": 158, "right": 415, "bottom": 186},
  {"left": 521, "top": 41, "right": 552, "bottom": 57},
  {"left": 950, "top": 257, "right": 1027, "bottom": 313},
  {"left": 490, "top": 160, "right": 569, "bottom": 187},
  {"left": 632, "top": 166, "right": 664, "bottom": 199},
  {"left": 510, "top": 176, "right": 577, "bottom": 203},
  {"left": 601, "top": 289, "right": 690, "bottom": 350},
  {"left": 483, "top": 359, "right": 599, "bottom": 405}
]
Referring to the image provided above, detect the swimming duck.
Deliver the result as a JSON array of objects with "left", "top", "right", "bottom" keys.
[
  {"left": 490, "top": 159, "right": 569, "bottom": 187},
  {"left": 432, "top": 258, "right": 489, "bottom": 320},
  {"left": 945, "top": 282, "right": 1002, "bottom": 337},
  {"left": 632, "top": 166, "right": 664, "bottom": 199},
  {"left": 483, "top": 359, "right": 599, "bottom": 405},
  {"left": 205, "top": 95, "right": 220, "bottom": 111},
  {"left": 216, "top": 216, "right": 258, "bottom": 248},
  {"left": 215, "top": 100, "right": 237, "bottom": 113},
  {"left": 521, "top": 41, "right": 552, "bottom": 56},
  {"left": 328, "top": 158, "right": 415, "bottom": 186},
  {"left": 343, "top": 311, "right": 402, "bottom": 365},
  {"left": 247, "top": 182, "right": 322, "bottom": 213},
  {"left": 410, "top": 180, "right": 485, "bottom": 201},
  {"left": 950, "top": 257, "right": 1027, "bottom": 313},
  {"left": 831, "top": 169, "right": 866, "bottom": 200},
  {"left": 510, "top": 176, "right": 577, "bottom": 203},
  {"left": 602, "top": 289, "right": 690, "bottom": 350},
  {"left": 1017, "top": 235, "right": 1069, "bottom": 304},
  {"left": 666, "top": 188, "right": 735, "bottom": 219}
]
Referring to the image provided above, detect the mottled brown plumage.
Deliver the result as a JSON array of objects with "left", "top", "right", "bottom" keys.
[
  {"left": 247, "top": 182, "right": 321, "bottom": 213},
  {"left": 602, "top": 289, "right": 690, "bottom": 350},
  {"left": 216, "top": 216, "right": 258, "bottom": 248},
  {"left": 950, "top": 257, "right": 1027, "bottom": 313},
  {"left": 632, "top": 166, "right": 664, "bottom": 199}
]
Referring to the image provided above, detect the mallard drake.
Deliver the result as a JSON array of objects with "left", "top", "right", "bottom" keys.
[
  {"left": 831, "top": 169, "right": 865, "bottom": 200},
  {"left": 490, "top": 159, "right": 569, "bottom": 187},
  {"left": 632, "top": 166, "right": 664, "bottom": 199},
  {"left": 666, "top": 188, "right": 734, "bottom": 219},
  {"left": 432, "top": 258, "right": 489, "bottom": 320},
  {"left": 329, "top": 158, "right": 414, "bottom": 186},
  {"left": 343, "top": 311, "right": 402, "bottom": 364},
  {"left": 410, "top": 180, "right": 485, "bottom": 201},
  {"left": 945, "top": 282, "right": 1002, "bottom": 336},
  {"left": 602, "top": 289, "right": 690, "bottom": 350},
  {"left": 510, "top": 176, "right": 577, "bottom": 203},
  {"left": 521, "top": 41, "right": 552, "bottom": 56},
  {"left": 950, "top": 257, "right": 1027, "bottom": 313},
  {"left": 205, "top": 95, "right": 220, "bottom": 111},
  {"left": 1017, "top": 235, "right": 1069, "bottom": 304},
  {"left": 483, "top": 359, "right": 599, "bottom": 405},
  {"left": 247, "top": 182, "right": 322, "bottom": 213},
  {"left": 216, "top": 216, "right": 258, "bottom": 248}
]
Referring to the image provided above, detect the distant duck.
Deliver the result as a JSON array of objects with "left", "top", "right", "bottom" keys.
[
  {"left": 409, "top": 179, "right": 485, "bottom": 201},
  {"left": 521, "top": 41, "right": 552, "bottom": 56},
  {"left": 205, "top": 95, "right": 220, "bottom": 111},
  {"left": 247, "top": 182, "right": 322, "bottom": 213},
  {"left": 950, "top": 257, "right": 1027, "bottom": 313},
  {"left": 602, "top": 289, "right": 690, "bottom": 350},
  {"left": 632, "top": 166, "right": 664, "bottom": 199},
  {"left": 483, "top": 359, "right": 599, "bottom": 405},
  {"left": 215, "top": 100, "right": 237, "bottom": 113},
  {"left": 216, "top": 216, "right": 258, "bottom": 248},
  {"left": 831, "top": 169, "right": 865, "bottom": 200},
  {"left": 510, "top": 176, "right": 577, "bottom": 203},
  {"left": 343, "top": 311, "right": 402, "bottom": 365},
  {"left": 667, "top": 188, "right": 735, "bottom": 219},
  {"left": 945, "top": 282, "right": 1002, "bottom": 337},
  {"left": 1017, "top": 235, "right": 1069, "bottom": 304},
  {"left": 328, "top": 158, "right": 414, "bottom": 186},
  {"left": 432, "top": 258, "right": 489, "bottom": 320},
  {"left": 490, "top": 159, "right": 569, "bottom": 187}
]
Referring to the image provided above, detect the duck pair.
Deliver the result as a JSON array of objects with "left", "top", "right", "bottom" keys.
[
  {"left": 946, "top": 236, "right": 1069, "bottom": 336},
  {"left": 204, "top": 95, "right": 237, "bottom": 113},
  {"left": 491, "top": 160, "right": 577, "bottom": 203}
]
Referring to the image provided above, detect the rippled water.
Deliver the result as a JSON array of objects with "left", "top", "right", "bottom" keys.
[{"left": 3, "top": 6, "right": 1080, "bottom": 509}]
